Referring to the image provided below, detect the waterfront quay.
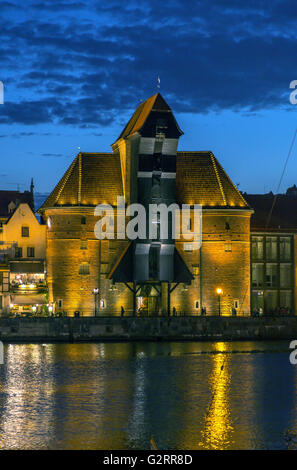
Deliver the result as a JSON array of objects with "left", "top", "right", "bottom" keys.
[{"left": 0, "top": 315, "right": 297, "bottom": 342}]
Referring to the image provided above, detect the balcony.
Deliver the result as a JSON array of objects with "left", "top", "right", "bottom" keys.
[{"left": 10, "top": 282, "right": 48, "bottom": 294}]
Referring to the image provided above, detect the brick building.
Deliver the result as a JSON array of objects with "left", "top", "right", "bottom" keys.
[{"left": 39, "top": 93, "right": 253, "bottom": 317}]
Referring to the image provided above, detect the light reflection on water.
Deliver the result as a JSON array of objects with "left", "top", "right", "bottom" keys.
[{"left": 0, "top": 341, "right": 296, "bottom": 450}]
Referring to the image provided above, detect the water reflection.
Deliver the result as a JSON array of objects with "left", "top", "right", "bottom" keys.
[
  {"left": 200, "top": 343, "right": 233, "bottom": 449},
  {"left": 0, "top": 341, "right": 295, "bottom": 449}
]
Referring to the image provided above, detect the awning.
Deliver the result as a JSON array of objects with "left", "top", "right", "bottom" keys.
[
  {"left": 10, "top": 261, "right": 44, "bottom": 274},
  {"left": 10, "top": 294, "right": 46, "bottom": 306}
]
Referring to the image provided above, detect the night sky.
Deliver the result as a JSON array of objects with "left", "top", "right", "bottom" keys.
[{"left": 1, "top": 0, "right": 297, "bottom": 195}]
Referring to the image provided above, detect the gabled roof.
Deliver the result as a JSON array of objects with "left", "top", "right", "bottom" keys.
[
  {"left": 0, "top": 190, "right": 34, "bottom": 218},
  {"left": 244, "top": 193, "right": 297, "bottom": 232},
  {"left": 113, "top": 93, "right": 183, "bottom": 144},
  {"left": 39, "top": 152, "right": 123, "bottom": 210},
  {"left": 176, "top": 151, "right": 250, "bottom": 208}
]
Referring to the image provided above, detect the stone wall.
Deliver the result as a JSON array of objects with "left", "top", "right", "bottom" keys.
[{"left": 0, "top": 316, "right": 296, "bottom": 342}]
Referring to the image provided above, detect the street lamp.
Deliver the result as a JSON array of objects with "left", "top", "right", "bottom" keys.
[
  {"left": 216, "top": 288, "right": 223, "bottom": 316},
  {"left": 92, "top": 288, "right": 99, "bottom": 316}
]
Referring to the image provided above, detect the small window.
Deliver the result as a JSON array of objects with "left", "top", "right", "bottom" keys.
[
  {"left": 21, "top": 226, "right": 29, "bottom": 237},
  {"left": 100, "top": 299, "right": 105, "bottom": 309},
  {"left": 15, "top": 247, "right": 22, "bottom": 258},
  {"left": 225, "top": 243, "right": 232, "bottom": 252},
  {"left": 81, "top": 217, "right": 86, "bottom": 225},
  {"left": 79, "top": 263, "right": 90, "bottom": 275},
  {"left": 187, "top": 218, "right": 192, "bottom": 230},
  {"left": 80, "top": 240, "right": 88, "bottom": 250},
  {"left": 193, "top": 265, "right": 199, "bottom": 276},
  {"left": 234, "top": 299, "right": 239, "bottom": 309},
  {"left": 57, "top": 299, "right": 63, "bottom": 309},
  {"left": 184, "top": 243, "right": 193, "bottom": 252},
  {"left": 27, "top": 247, "right": 35, "bottom": 258},
  {"left": 225, "top": 222, "right": 230, "bottom": 230},
  {"left": 195, "top": 300, "right": 200, "bottom": 309}
]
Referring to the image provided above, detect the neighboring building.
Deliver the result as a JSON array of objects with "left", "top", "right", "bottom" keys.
[
  {"left": 245, "top": 192, "right": 297, "bottom": 315},
  {"left": 0, "top": 191, "right": 47, "bottom": 315},
  {"left": 39, "top": 93, "right": 253, "bottom": 316},
  {"left": 0, "top": 181, "right": 34, "bottom": 226}
]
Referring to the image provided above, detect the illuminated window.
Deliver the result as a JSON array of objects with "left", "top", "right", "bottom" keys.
[
  {"left": 252, "top": 263, "right": 264, "bottom": 287},
  {"left": 251, "top": 236, "right": 263, "bottom": 259},
  {"left": 266, "top": 264, "right": 277, "bottom": 287},
  {"left": 21, "top": 226, "right": 29, "bottom": 237},
  {"left": 79, "top": 263, "right": 90, "bottom": 275},
  {"left": 280, "top": 237, "right": 291, "bottom": 260},
  {"left": 27, "top": 247, "right": 35, "bottom": 258},
  {"left": 280, "top": 264, "right": 291, "bottom": 288},
  {"left": 266, "top": 236, "right": 277, "bottom": 260},
  {"left": 192, "top": 265, "right": 199, "bottom": 276},
  {"left": 100, "top": 299, "right": 106, "bottom": 308}
]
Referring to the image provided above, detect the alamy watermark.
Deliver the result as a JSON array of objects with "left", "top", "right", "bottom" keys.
[
  {"left": 0, "top": 81, "right": 3, "bottom": 104},
  {"left": 94, "top": 196, "right": 202, "bottom": 249},
  {"left": 289, "top": 340, "right": 297, "bottom": 364},
  {"left": 0, "top": 341, "right": 3, "bottom": 365},
  {"left": 289, "top": 81, "right": 297, "bottom": 104}
]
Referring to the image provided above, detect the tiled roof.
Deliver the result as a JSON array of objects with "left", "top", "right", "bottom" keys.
[
  {"left": 244, "top": 193, "right": 297, "bottom": 232},
  {"left": 39, "top": 153, "right": 123, "bottom": 210},
  {"left": 0, "top": 190, "right": 34, "bottom": 217},
  {"left": 40, "top": 150, "right": 249, "bottom": 210},
  {"left": 113, "top": 93, "right": 183, "bottom": 144},
  {"left": 176, "top": 151, "right": 249, "bottom": 208}
]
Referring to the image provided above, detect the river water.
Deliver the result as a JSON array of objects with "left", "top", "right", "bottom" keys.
[{"left": 0, "top": 341, "right": 296, "bottom": 450}]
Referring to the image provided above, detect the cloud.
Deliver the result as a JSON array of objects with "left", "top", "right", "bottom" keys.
[
  {"left": 42, "top": 153, "right": 64, "bottom": 157},
  {"left": 0, "top": 0, "right": 296, "bottom": 127}
]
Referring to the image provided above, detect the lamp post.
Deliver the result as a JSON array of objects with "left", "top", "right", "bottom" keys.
[
  {"left": 93, "top": 288, "right": 99, "bottom": 316},
  {"left": 216, "top": 288, "right": 223, "bottom": 316}
]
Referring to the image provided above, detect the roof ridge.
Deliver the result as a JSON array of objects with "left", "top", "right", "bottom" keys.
[
  {"left": 215, "top": 157, "right": 249, "bottom": 207},
  {"left": 211, "top": 153, "right": 227, "bottom": 205},
  {"left": 54, "top": 154, "right": 78, "bottom": 205},
  {"left": 78, "top": 153, "right": 82, "bottom": 205}
]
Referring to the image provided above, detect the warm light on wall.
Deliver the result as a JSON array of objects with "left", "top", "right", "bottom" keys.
[{"left": 216, "top": 288, "right": 223, "bottom": 295}]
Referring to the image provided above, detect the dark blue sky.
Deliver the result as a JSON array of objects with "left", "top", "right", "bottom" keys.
[{"left": 1, "top": 0, "right": 297, "bottom": 194}]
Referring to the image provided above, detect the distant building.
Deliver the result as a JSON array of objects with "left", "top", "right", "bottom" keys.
[
  {"left": 39, "top": 94, "right": 252, "bottom": 316},
  {"left": 0, "top": 181, "right": 47, "bottom": 316},
  {"left": 245, "top": 192, "right": 297, "bottom": 315}
]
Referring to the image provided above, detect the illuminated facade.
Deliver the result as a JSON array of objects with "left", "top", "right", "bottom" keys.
[
  {"left": 39, "top": 93, "right": 253, "bottom": 316},
  {"left": 0, "top": 196, "right": 47, "bottom": 315}
]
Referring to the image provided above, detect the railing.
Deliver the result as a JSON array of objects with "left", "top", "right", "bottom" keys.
[{"left": 10, "top": 284, "right": 48, "bottom": 294}]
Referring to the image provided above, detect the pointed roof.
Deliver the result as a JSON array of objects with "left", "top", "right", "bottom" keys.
[
  {"left": 176, "top": 152, "right": 250, "bottom": 208},
  {"left": 39, "top": 150, "right": 250, "bottom": 211},
  {"left": 113, "top": 93, "right": 183, "bottom": 144},
  {"left": 0, "top": 189, "right": 34, "bottom": 218},
  {"left": 39, "top": 152, "right": 123, "bottom": 210}
]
